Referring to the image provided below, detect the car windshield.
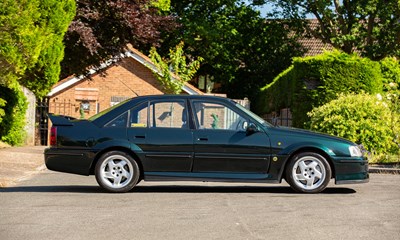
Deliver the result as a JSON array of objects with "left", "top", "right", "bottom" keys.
[
  {"left": 88, "top": 98, "right": 131, "bottom": 121},
  {"left": 235, "top": 102, "right": 272, "bottom": 127}
]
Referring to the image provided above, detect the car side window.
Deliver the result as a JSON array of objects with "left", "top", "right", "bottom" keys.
[
  {"left": 129, "top": 102, "right": 148, "bottom": 128},
  {"left": 104, "top": 111, "right": 128, "bottom": 128},
  {"left": 148, "top": 100, "right": 188, "bottom": 128},
  {"left": 192, "top": 101, "right": 248, "bottom": 131}
]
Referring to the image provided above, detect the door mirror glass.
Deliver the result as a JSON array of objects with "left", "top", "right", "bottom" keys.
[{"left": 246, "top": 123, "right": 258, "bottom": 135}]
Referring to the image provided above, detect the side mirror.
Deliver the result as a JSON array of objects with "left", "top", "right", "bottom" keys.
[{"left": 246, "top": 123, "right": 258, "bottom": 136}]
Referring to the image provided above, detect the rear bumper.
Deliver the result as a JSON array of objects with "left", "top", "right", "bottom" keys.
[
  {"left": 44, "top": 148, "right": 95, "bottom": 175},
  {"left": 333, "top": 157, "right": 369, "bottom": 184}
]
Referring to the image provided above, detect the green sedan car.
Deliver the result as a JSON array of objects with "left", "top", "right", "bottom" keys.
[{"left": 45, "top": 95, "right": 369, "bottom": 193}]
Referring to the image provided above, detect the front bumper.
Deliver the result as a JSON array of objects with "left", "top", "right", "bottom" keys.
[{"left": 333, "top": 157, "right": 369, "bottom": 184}]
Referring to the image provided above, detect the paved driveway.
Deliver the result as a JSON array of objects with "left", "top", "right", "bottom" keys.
[{"left": 0, "top": 171, "right": 399, "bottom": 240}]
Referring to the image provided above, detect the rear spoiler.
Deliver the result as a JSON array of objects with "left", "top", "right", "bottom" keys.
[{"left": 47, "top": 113, "right": 75, "bottom": 126}]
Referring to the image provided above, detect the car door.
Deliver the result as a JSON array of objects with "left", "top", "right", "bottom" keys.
[
  {"left": 191, "top": 100, "right": 270, "bottom": 173},
  {"left": 127, "top": 99, "right": 194, "bottom": 172}
]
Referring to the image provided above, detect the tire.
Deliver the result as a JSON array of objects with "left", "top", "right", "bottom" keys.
[
  {"left": 285, "top": 152, "right": 331, "bottom": 193},
  {"left": 95, "top": 151, "right": 140, "bottom": 193}
]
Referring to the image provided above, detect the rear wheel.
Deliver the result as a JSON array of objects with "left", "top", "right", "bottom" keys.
[
  {"left": 95, "top": 151, "right": 140, "bottom": 193},
  {"left": 285, "top": 152, "right": 331, "bottom": 193}
]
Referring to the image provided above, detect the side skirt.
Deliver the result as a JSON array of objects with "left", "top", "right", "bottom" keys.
[{"left": 144, "top": 172, "right": 280, "bottom": 184}]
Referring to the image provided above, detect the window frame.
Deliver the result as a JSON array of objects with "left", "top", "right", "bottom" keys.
[
  {"left": 104, "top": 111, "right": 129, "bottom": 128},
  {"left": 140, "top": 99, "right": 192, "bottom": 129},
  {"left": 128, "top": 101, "right": 150, "bottom": 128},
  {"left": 190, "top": 100, "right": 250, "bottom": 132}
]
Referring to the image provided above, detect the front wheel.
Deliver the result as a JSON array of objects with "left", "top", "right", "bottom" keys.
[
  {"left": 95, "top": 151, "right": 140, "bottom": 193},
  {"left": 285, "top": 152, "right": 331, "bottom": 193}
]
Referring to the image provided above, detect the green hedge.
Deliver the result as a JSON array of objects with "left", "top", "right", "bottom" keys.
[
  {"left": 380, "top": 57, "right": 400, "bottom": 90},
  {"left": 258, "top": 50, "right": 383, "bottom": 127},
  {"left": 0, "top": 84, "right": 27, "bottom": 146}
]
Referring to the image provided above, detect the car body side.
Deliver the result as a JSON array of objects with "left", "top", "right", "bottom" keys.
[{"left": 44, "top": 95, "right": 369, "bottom": 185}]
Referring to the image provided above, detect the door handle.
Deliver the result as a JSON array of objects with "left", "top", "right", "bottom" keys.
[
  {"left": 198, "top": 137, "right": 208, "bottom": 141},
  {"left": 135, "top": 135, "right": 146, "bottom": 139}
]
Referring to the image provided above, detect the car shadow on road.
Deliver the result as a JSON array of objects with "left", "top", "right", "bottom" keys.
[
  {"left": 0, "top": 185, "right": 356, "bottom": 194},
  {"left": 133, "top": 185, "right": 356, "bottom": 194}
]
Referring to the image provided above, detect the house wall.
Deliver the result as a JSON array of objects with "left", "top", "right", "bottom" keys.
[{"left": 49, "top": 58, "right": 163, "bottom": 119}]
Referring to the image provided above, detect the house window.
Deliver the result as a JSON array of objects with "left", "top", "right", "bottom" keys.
[
  {"left": 196, "top": 75, "right": 214, "bottom": 93},
  {"left": 111, "top": 96, "right": 130, "bottom": 107},
  {"left": 80, "top": 101, "right": 90, "bottom": 111}
]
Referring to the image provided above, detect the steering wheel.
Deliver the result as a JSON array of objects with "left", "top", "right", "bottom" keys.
[{"left": 236, "top": 120, "right": 248, "bottom": 131}]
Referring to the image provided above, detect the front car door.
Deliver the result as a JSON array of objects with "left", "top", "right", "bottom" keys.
[{"left": 190, "top": 100, "right": 271, "bottom": 176}]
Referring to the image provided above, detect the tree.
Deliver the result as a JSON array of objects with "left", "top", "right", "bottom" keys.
[
  {"left": 0, "top": 0, "right": 45, "bottom": 145},
  {"left": 61, "top": 0, "right": 176, "bottom": 78},
  {"left": 161, "top": 0, "right": 304, "bottom": 103},
  {"left": 259, "top": 0, "right": 400, "bottom": 60},
  {"left": 21, "top": 0, "right": 76, "bottom": 97},
  {"left": 0, "top": 0, "right": 75, "bottom": 145},
  {"left": 150, "top": 42, "right": 203, "bottom": 94},
  {"left": 0, "top": 0, "right": 44, "bottom": 86},
  {"left": 0, "top": 0, "right": 75, "bottom": 97}
]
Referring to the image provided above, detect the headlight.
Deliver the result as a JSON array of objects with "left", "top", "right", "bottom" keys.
[{"left": 349, "top": 146, "right": 362, "bottom": 157}]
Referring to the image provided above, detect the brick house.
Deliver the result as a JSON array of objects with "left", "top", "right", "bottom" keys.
[
  {"left": 46, "top": 45, "right": 203, "bottom": 119},
  {"left": 299, "top": 19, "right": 334, "bottom": 56}
]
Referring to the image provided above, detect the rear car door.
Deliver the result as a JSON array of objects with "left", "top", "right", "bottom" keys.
[{"left": 127, "top": 99, "right": 194, "bottom": 172}]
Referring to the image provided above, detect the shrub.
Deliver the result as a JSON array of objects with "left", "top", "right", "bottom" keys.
[
  {"left": 308, "top": 93, "right": 399, "bottom": 155},
  {"left": 380, "top": 57, "right": 400, "bottom": 90},
  {"left": 0, "top": 84, "right": 27, "bottom": 146},
  {"left": 0, "top": 97, "right": 5, "bottom": 123},
  {"left": 258, "top": 50, "right": 383, "bottom": 127}
]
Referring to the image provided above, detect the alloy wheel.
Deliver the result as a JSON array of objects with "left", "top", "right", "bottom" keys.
[
  {"left": 99, "top": 155, "right": 135, "bottom": 189},
  {"left": 291, "top": 156, "right": 326, "bottom": 191}
]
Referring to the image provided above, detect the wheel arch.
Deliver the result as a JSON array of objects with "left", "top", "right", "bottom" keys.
[
  {"left": 281, "top": 147, "right": 335, "bottom": 181},
  {"left": 90, "top": 146, "right": 144, "bottom": 180}
]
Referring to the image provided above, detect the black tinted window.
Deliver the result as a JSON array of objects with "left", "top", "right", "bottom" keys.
[{"left": 104, "top": 112, "right": 128, "bottom": 128}]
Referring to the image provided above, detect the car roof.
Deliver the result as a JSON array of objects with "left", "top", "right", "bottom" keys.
[{"left": 131, "top": 94, "right": 233, "bottom": 102}]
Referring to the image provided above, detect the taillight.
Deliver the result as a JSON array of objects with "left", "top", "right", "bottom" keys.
[{"left": 50, "top": 126, "right": 57, "bottom": 146}]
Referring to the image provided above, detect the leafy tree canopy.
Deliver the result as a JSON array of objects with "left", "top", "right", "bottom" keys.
[
  {"left": 150, "top": 0, "right": 171, "bottom": 13},
  {"left": 22, "top": 0, "right": 76, "bottom": 97},
  {"left": 161, "top": 0, "right": 304, "bottom": 101},
  {"left": 150, "top": 42, "right": 203, "bottom": 94},
  {"left": 0, "top": 0, "right": 43, "bottom": 86},
  {"left": 0, "top": 0, "right": 75, "bottom": 97},
  {"left": 61, "top": 0, "right": 176, "bottom": 78},
  {"left": 256, "top": 0, "right": 400, "bottom": 60}
]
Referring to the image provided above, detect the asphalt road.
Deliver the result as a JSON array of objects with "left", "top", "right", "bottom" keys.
[{"left": 0, "top": 171, "right": 399, "bottom": 240}]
